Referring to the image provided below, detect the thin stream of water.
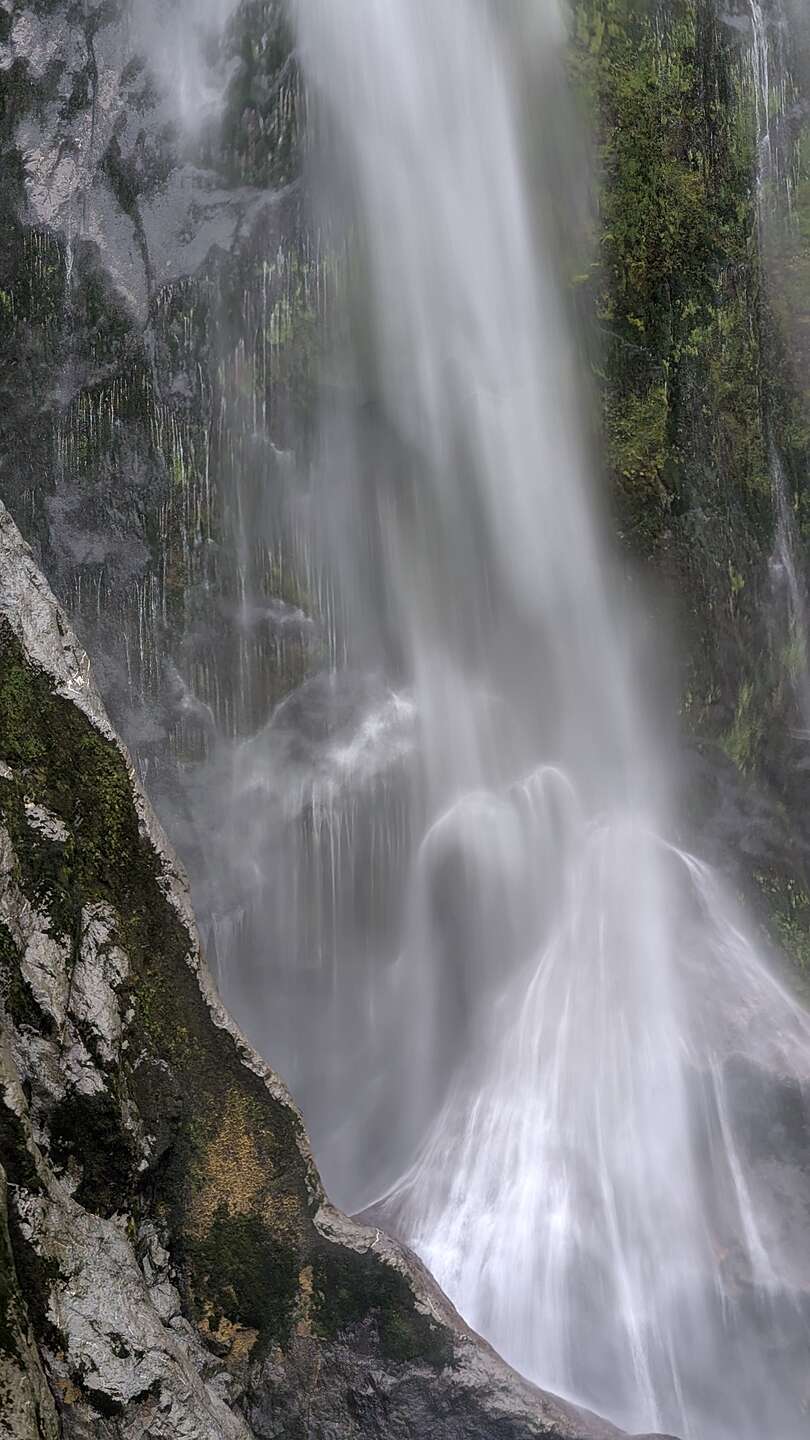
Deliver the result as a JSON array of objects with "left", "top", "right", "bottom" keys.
[{"left": 750, "top": 0, "right": 810, "bottom": 732}]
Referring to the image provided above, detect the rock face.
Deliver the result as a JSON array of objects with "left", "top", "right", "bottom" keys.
[
  {"left": 0, "top": 0, "right": 313, "bottom": 808},
  {"left": 0, "top": 500, "right": 641, "bottom": 1438}
]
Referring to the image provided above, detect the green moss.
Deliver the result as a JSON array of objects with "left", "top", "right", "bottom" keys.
[
  {"left": 0, "top": 652, "right": 50, "bottom": 771},
  {"left": 1, "top": 801, "right": 78, "bottom": 948},
  {"left": 187, "top": 1205, "right": 298, "bottom": 1345},
  {"left": 312, "top": 1244, "right": 453, "bottom": 1369},
  {"left": 719, "top": 678, "right": 763, "bottom": 773},
  {"left": 572, "top": 0, "right": 764, "bottom": 550},
  {"left": 0, "top": 635, "right": 144, "bottom": 912},
  {"left": 605, "top": 380, "right": 670, "bottom": 543},
  {"left": 773, "top": 911, "right": 810, "bottom": 974},
  {"left": 755, "top": 870, "right": 810, "bottom": 977},
  {"left": 565, "top": 0, "right": 810, "bottom": 790}
]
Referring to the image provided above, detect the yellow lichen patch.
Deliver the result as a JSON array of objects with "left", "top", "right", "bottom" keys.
[
  {"left": 190, "top": 1092, "right": 270, "bottom": 1238},
  {"left": 197, "top": 1310, "right": 259, "bottom": 1365},
  {"left": 295, "top": 1263, "right": 316, "bottom": 1338},
  {"left": 189, "top": 1090, "right": 302, "bottom": 1243},
  {"left": 229, "top": 1324, "right": 260, "bottom": 1364},
  {"left": 54, "top": 1377, "right": 81, "bottom": 1406}
]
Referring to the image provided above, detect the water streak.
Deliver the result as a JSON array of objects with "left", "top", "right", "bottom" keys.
[{"left": 749, "top": 0, "right": 810, "bottom": 733}]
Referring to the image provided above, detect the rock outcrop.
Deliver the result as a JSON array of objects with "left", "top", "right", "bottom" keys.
[{"left": 0, "top": 500, "right": 645, "bottom": 1438}]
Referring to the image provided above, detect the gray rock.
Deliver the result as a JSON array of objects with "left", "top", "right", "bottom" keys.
[
  {"left": 71, "top": 904, "right": 129, "bottom": 1065},
  {"left": 23, "top": 801, "right": 69, "bottom": 845}
]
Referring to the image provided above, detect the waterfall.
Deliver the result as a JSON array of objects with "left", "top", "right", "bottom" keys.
[
  {"left": 123, "top": 3, "right": 809, "bottom": 1436},
  {"left": 269, "top": 3, "right": 810, "bottom": 1436}
]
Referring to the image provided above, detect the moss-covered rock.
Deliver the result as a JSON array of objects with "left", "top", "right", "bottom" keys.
[
  {"left": 571, "top": 0, "right": 769, "bottom": 650},
  {"left": 567, "top": 0, "right": 810, "bottom": 978}
]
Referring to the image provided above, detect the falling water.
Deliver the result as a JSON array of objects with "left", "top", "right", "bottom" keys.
[
  {"left": 769, "top": 442, "right": 810, "bottom": 731},
  {"left": 162, "top": 1, "right": 810, "bottom": 1436},
  {"left": 750, "top": 0, "right": 794, "bottom": 213},
  {"left": 261, "top": 3, "right": 810, "bottom": 1436},
  {"left": 749, "top": 0, "right": 810, "bottom": 733}
]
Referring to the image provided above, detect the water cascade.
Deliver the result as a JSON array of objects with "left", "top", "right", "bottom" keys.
[
  {"left": 171, "top": 3, "right": 810, "bottom": 1436},
  {"left": 749, "top": 0, "right": 810, "bottom": 733}
]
